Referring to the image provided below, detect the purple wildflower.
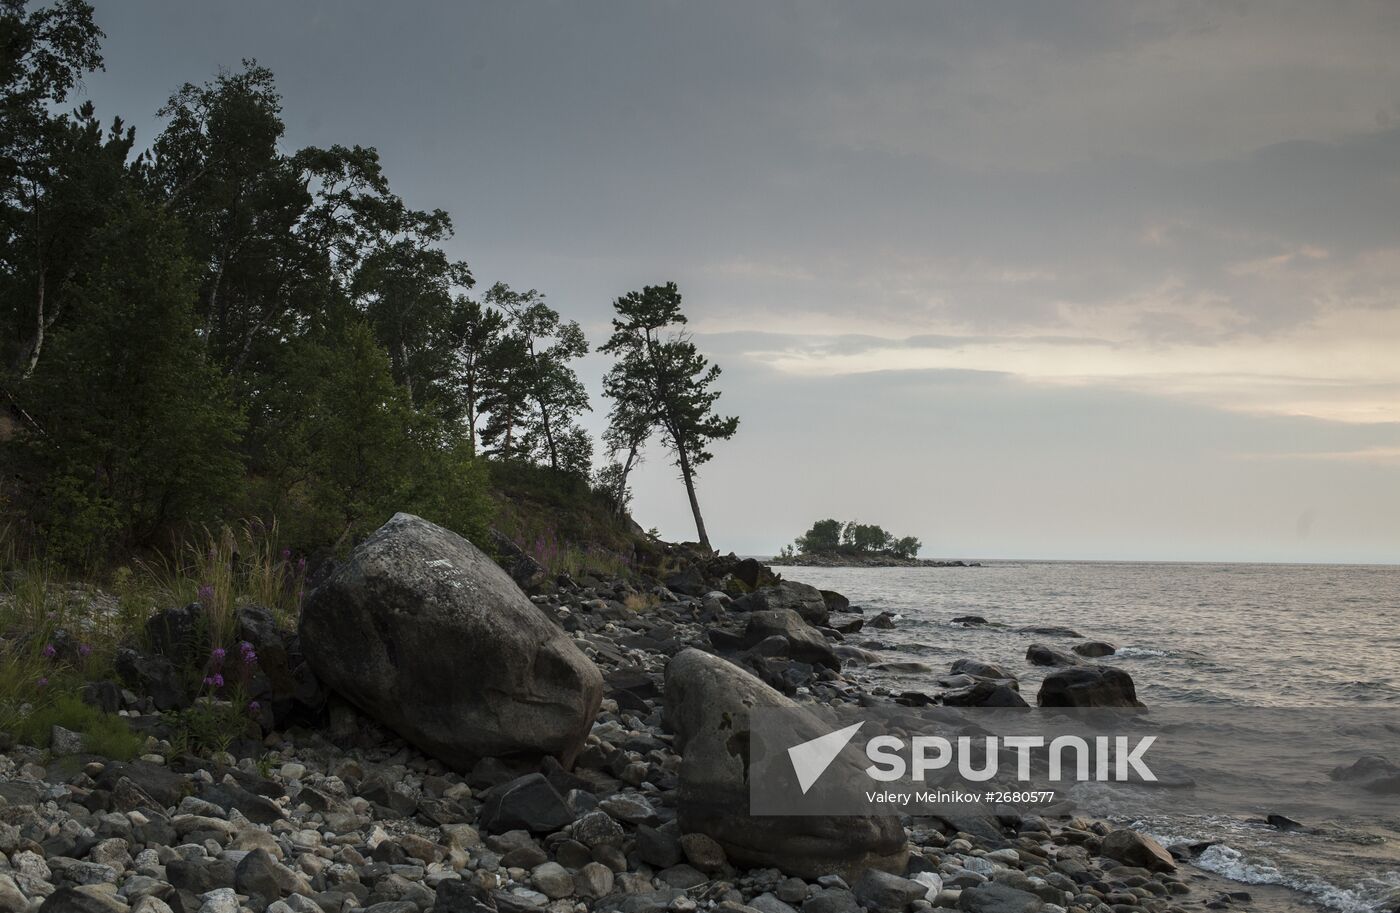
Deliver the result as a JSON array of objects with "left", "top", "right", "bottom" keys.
[
  {"left": 281, "top": 547, "right": 292, "bottom": 561},
  {"left": 197, "top": 584, "right": 215, "bottom": 604},
  {"left": 239, "top": 641, "right": 258, "bottom": 665},
  {"left": 247, "top": 701, "right": 261, "bottom": 713},
  {"left": 297, "top": 556, "right": 307, "bottom": 572},
  {"left": 42, "top": 643, "right": 57, "bottom": 659},
  {"left": 36, "top": 677, "right": 48, "bottom": 688},
  {"left": 211, "top": 646, "right": 227, "bottom": 664},
  {"left": 210, "top": 673, "right": 224, "bottom": 688},
  {"left": 77, "top": 643, "right": 92, "bottom": 658}
]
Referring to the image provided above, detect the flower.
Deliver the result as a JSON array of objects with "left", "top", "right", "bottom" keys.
[
  {"left": 281, "top": 547, "right": 292, "bottom": 561},
  {"left": 42, "top": 643, "right": 57, "bottom": 659},
  {"left": 211, "top": 647, "right": 227, "bottom": 663},
  {"left": 239, "top": 642, "right": 258, "bottom": 665},
  {"left": 297, "top": 556, "right": 307, "bottom": 572},
  {"left": 77, "top": 643, "right": 92, "bottom": 658},
  {"left": 210, "top": 673, "right": 224, "bottom": 688},
  {"left": 197, "top": 584, "right": 215, "bottom": 604},
  {"left": 36, "top": 677, "right": 48, "bottom": 688},
  {"left": 247, "top": 701, "right": 261, "bottom": 713}
]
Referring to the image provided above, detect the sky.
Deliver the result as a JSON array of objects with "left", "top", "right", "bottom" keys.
[{"left": 81, "top": 1, "right": 1400, "bottom": 562}]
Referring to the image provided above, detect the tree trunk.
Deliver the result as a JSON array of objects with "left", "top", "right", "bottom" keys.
[
  {"left": 672, "top": 433, "right": 711, "bottom": 551},
  {"left": 537, "top": 394, "right": 558, "bottom": 470},
  {"left": 616, "top": 443, "right": 639, "bottom": 516}
]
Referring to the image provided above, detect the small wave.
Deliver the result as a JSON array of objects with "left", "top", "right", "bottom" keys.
[
  {"left": 1117, "top": 646, "right": 1169, "bottom": 658},
  {"left": 1190, "top": 844, "right": 1400, "bottom": 913}
]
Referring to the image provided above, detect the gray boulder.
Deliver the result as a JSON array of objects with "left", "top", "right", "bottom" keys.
[
  {"left": 743, "top": 611, "right": 840, "bottom": 670},
  {"left": 1072, "top": 640, "right": 1116, "bottom": 658},
  {"left": 301, "top": 513, "right": 603, "bottom": 769},
  {"left": 663, "top": 648, "right": 907, "bottom": 879},
  {"left": 1038, "top": 665, "right": 1144, "bottom": 708},
  {"left": 737, "top": 582, "right": 830, "bottom": 626},
  {"left": 1100, "top": 829, "right": 1175, "bottom": 872}
]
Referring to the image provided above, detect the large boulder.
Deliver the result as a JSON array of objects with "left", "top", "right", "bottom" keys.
[
  {"left": 737, "top": 582, "right": 830, "bottom": 626},
  {"left": 1025, "top": 643, "right": 1084, "bottom": 667},
  {"left": 1099, "top": 829, "right": 1175, "bottom": 872},
  {"left": 1037, "top": 666, "right": 1144, "bottom": 708},
  {"left": 301, "top": 513, "right": 603, "bottom": 769},
  {"left": 663, "top": 648, "right": 907, "bottom": 879},
  {"left": 743, "top": 610, "right": 840, "bottom": 670}
]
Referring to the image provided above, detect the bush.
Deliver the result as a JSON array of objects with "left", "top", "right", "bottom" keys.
[{"left": 13, "top": 692, "right": 143, "bottom": 761}]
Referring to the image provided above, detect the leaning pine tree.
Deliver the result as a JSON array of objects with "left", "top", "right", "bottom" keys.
[{"left": 600, "top": 282, "right": 738, "bottom": 552}]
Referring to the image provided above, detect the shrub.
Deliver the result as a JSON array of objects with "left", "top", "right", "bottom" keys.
[{"left": 13, "top": 692, "right": 143, "bottom": 761}]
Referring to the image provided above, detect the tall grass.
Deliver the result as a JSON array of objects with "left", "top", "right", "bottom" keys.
[{"left": 525, "top": 526, "right": 633, "bottom": 579}]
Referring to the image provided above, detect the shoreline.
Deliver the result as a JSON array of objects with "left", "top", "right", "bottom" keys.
[{"left": 770, "top": 554, "right": 981, "bottom": 569}]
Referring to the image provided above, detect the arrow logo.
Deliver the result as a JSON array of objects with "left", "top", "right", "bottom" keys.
[{"left": 787, "top": 722, "right": 864, "bottom": 794}]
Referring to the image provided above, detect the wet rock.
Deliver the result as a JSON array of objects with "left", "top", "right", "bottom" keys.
[
  {"left": 1071, "top": 640, "right": 1116, "bottom": 658},
  {"left": 1025, "top": 644, "right": 1084, "bottom": 667},
  {"left": 301, "top": 513, "right": 603, "bottom": 768},
  {"left": 1037, "top": 666, "right": 1145, "bottom": 708},
  {"left": 664, "top": 648, "right": 907, "bottom": 879},
  {"left": 1100, "top": 829, "right": 1176, "bottom": 872},
  {"left": 736, "top": 582, "right": 830, "bottom": 626},
  {"left": 742, "top": 611, "right": 839, "bottom": 670},
  {"left": 941, "top": 681, "right": 1029, "bottom": 708}
]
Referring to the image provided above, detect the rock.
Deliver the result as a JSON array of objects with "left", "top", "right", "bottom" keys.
[
  {"left": 636, "top": 825, "right": 683, "bottom": 868},
  {"left": 113, "top": 649, "right": 188, "bottom": 711},
  {"left": 50, "top": 726, "right": 87, "bottom": 756},
  {"left": 573, "top": 862, "right": 614, "bottom": 900},
  {"left": 678, "top": 832, "right": 727, "bottom": 873},
  {"left": 940, "top": 681, "right": 1028, "bottom": 708},
  {"left": 737, "top": 582, "right": 829, "bottom": 626},
  {"left": 852, "top": 870, "right": 927, "bottom": 910},
  {"left": 197, "top": 888, "right": 239, "bottom": 913},
  {"left": 951, "top": 615, "right": 988, "bottom": 625},
  {"left": 489, "top": 529, "right": 549, "bottom": 592},
  {"left": 300, "top": 513, "right": 603, "bottom": 768},
  {"left": 819, "top": 590, "right": 850, "bottom": 614},
  {"left": 1015, "top": 625, "right": 1082, "bottom": 638},
  {"left": 530, "top": 862, "right": 574, "bottom": 900},
  {"left": 1100, "top": 829, "right": 1176, "bottom": 872},
  {"left": 37, "top": 888, "right": 124, "bottom": 913},
  {"left": 478, "top": 773, "right": 575, "bottom": 834},
  {"left": 1037, "top": 666, "right": 1145, "bottom": 708},
  {"left": 955, "top": 881, "right": 1043, "bottom": 912},
  {"left": 868, "top": 611, "right": 898, "bottom": 629},
  {"left": 949, "top": 659, "right": 1017, "bottom": 682},
  {"left": 1025, "top": 644, "right": 1084, "bottom": 667},
  {"left": 663, "top": 648, "right": 907, "bottom": 879},
  {"left": 572, "top": 809, "right": 625, "bottom": 848},
  {"left": 145, "top": 603, "right": 206, "bottom": 668},
  {"left": 801, "top": 889, "right": 859, "bottom": 913},
  {"left": 235, "top": 849, "right": 308, "bottom": 901},
  {"left": 742, "top": 611, "right": 839, "bottom": 670},
  {"left": 0, "top": 876, "right": 28, "bottom": 913},
  {"left": 1071, "top": 641, "right": 1116, "bottom": 658}
]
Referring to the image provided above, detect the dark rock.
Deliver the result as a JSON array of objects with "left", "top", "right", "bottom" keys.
[
  {"left": 80, "top": 681, "right": 122, "bottom": 714},
  {"left": 95, "top": 761, "right": 189, "bottom": 808},
  {"left": 735, "top": 582, "right": 829, "bottom": 626},
  {"left": 663, "top": 648, "right": 907, "bottom": 880},
  {"left": 868, "top": 611, "right": 897, "bottom": 629},
  {"left": 1100, "top": 829, "right": 1175, "bottom": 872},
  {"left": 300, "top": 513, "right": 603, "bottom": 769},
  {"left": 478, "top": 773, "right": 575, "bottom": 834},
  {"left": 951, "top": 615, "right": 988, "bottom": 626},
  {"left": 112, "top": 649, "right": 188, "bottom": 712},
  {"left": 1072, "top": 640, "right": 1116, "bottom": 658},
  {"left": 145, "top": 603, "right": 207, "bottom": 668},
  {"left": 37, "top": 887, "right": 125, "bottom": 913},
  {"left": 1037, "top": 666, "right": 1145, "bottom": 708},
  {"left": 819, "top": 590, "right": 851, "bottom": 614},
  {"left": 1016, "top": 625, "right": 1083, "bottom": 638},
  {"left": 949, "top": 659, "right": 1017, "bottom": 682},
  {"left": 1025, "top": 643, "right": 1085, "bottom": 667},
  {"left": 636, "top": 824, "right": 683, "bottom": 869},
  {"left": 742, "top": 611, "right": 839, "bottom": 670},
  {"left": 941, "top": 681, "right": 1029, "bottom": 708},
  {"left": 852, "top": 870, "right": 926, "bottom": 910},
  {"left": 434, "top": 880, "right": 498, "bottom": 913},
  {"left": 956, "top": 881, "right": 1043, "bottom": 912},
  {"left": 489, "top": 529, "right": 549, "bottom": 593}
]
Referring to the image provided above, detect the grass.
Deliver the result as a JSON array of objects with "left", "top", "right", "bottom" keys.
[
  {"left": 623, "top": 592, "right": 660, "bottom": 612},
  {"left": 0, "top": 519, "right": 303, "bottom": 758}
]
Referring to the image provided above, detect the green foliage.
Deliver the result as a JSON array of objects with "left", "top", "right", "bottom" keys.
[
  {"left": 599, "top": 282, "right": 738, "bottom": 550},
  {"left": 164, "top": 699, "right": 249, "bottom": 758},
  {"left": 13, "top": 692, "right": 143, "bottom": 761},
  {"left": 792, "top": 518, "right": 923, "bottom": 559}
]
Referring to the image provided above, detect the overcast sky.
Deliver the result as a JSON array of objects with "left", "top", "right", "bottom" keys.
[{"left": 84, "top": 1, "right": 1400, "bottom": 562}]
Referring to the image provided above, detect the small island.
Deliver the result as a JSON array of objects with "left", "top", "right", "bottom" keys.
[{"left": 771, "top": 518, "right": 979, "bottom": 567}]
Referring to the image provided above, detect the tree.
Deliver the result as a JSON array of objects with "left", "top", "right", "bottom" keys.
[
  {"left": 795, "top": 518, "right": 843, "bottom": 554},
  {"left": 17, "top": 190, "right": 244, "bottom": 560},
  {"left": 891, "top": 535, "right": 922, "bottom": 559},
  {"left": 600, "top": 282, "right": 738, "bottom": 551},
  {"left": 480, "top": 283, "right": 590, "bottom": 474},
  {"left": 0, "top": 0, "right": 106, "bottom": 379}
]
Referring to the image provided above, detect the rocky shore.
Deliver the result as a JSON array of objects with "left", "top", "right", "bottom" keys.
[{"left": 0, "top": 514, "right": 1244, "bottom": 913}]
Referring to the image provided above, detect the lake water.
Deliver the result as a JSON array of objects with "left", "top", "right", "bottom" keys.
[{"left": 771, "top": 561, "right": 1400, "bottom": 912}]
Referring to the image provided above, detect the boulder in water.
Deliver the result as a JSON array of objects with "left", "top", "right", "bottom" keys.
[
  {"left": 1072, "top": 640, "right": 1116, "bottom": 658},
  {"left": 1037, "top": 665, "right": 1144, "bottom": 708},
  {"left": 300, "top": 513, "right": 603, "bottom": 769},
  {"left": 1099, "top": 829, "right": 1175, "bottom": 872},
  {"left": 1026, "top": 643, "right": 1085, "bottom": 667}
]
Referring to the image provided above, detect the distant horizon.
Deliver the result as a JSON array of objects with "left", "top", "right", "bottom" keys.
[
  {"left": 749, "top": 552, "right": 1400, "bottom": 568},
  {"left": 84, "top": 1, "right": 1400, "bottom": 565}
]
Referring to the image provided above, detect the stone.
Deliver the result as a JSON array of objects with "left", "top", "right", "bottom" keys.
[
  {"left": 1025, "top": 644, "right": 1084, "bottom": 667},
  {"left": 940, "top": 682, "right": 1028, "bottom": 708},
  {"left": 36, "top": 888, "right": 124, "bottom": 913},
  {"left": 1037, "top": 666, "right": 1145, "bottom": 708},
  {"left": 800, "top": 889, "right": 859, "bottom": 913},
  {"left": 955, "top": 881, "right": 1042, "bottom": 912},
  {"left": 0, "top": 876, "right": 28, "bottom": 913},
  {"left": 235, "top": 848, "right": 309, "bottom": 901},
  {"left": 1071, "top": 641, "right": 1116, "bottom": 658},
  {"left": 949, "top": 659, "right": 1017, "bottom": 681},
  {"left": 196, "top": 888, "right": 240, "bottom": 913},
  {"left": 50, "top": 726, "right": 87, "bottom": 756},
  {"left": 1099, "top": 829, "right": 1176, "bottom": 872},
  {"left": 636, "top": 825, "right": 683, "bottom": 869},
  {"left": 852, "top": 870, "right": 927, "bottom": 910},
  {"left": 742, "top": 611, "right": 839, "bottom": 670},
  {"left": 478, "top": 773, "right": 575, "bottom": 834},
  {"left": 573, "top": 862, "right": 614, "bottom": 900},
  {"left": 530, "top": 862, "right": 574, "bottom": 900},
  {"left": 678, "top": 832, "right": 727, "bottom": 873},
  {"left": 664, "top": 649, "right": 907, "bottom": 880},
  {"left": 572, "top": 809, "right": 625, "bottom": 848},
  {"left": 301, "top": 513, "right": 603, "bottom": 768},
  {"left": 736, "top": 582, "right": 830, "bottom": 626}
]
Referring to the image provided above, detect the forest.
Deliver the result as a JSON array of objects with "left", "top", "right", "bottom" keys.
[{"left": 0, "top": 0, "right": 738, "bottom": 566}]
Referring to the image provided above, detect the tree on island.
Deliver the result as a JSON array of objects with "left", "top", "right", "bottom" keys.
[
  {"left": 792, "top": 518, "right": 922, "bottom": 559},
  {"left": 599, "top": 282, "right": 738, "bottom": 552}
]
